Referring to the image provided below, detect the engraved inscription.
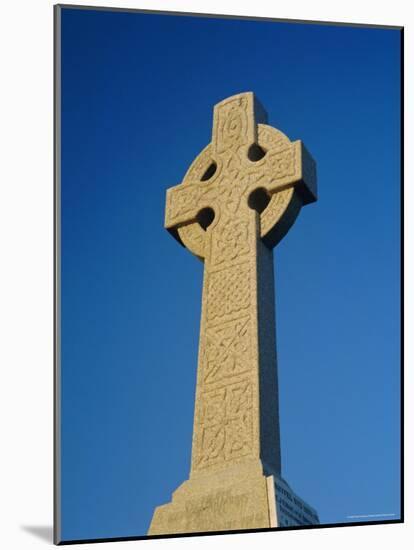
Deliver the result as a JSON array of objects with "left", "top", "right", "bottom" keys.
[{"left": 162, "top": 488, "right": 268, "bottom": 532}]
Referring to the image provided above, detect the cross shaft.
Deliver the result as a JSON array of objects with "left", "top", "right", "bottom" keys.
[{"left": 165, "top": 92, "right": 316, "bottom": 477}]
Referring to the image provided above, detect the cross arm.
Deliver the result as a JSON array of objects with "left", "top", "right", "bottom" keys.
[
  {"left": 262, "top": 140, "right": 317, "bottom": 205},
  {"left": 165, "top": 182, "right": 218, "bottom": 230}
]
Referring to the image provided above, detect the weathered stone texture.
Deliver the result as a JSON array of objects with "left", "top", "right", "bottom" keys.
[{"left": 148, "top": 92, "right": 318, "bottom": 535}]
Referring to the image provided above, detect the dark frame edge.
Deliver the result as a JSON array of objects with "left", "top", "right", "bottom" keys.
[
  {"left": 52, "top": 6, "right": 404, "bottom": 545},
  {"left": 400, "top": 26, "right": 404, "bottom": 525},
  {"left": 53, "top": 3, "right": 62, "bottom": 546},
  {"left": 55, "top": 2, "right": 403, "bottom": 30},
  {"left": 57, "top": 519, "right": 403, "bottom": 545}
]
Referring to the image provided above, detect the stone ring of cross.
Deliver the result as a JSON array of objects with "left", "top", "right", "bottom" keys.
[{"left": 165, "top": 92, "right": 317, "bottom": 260}]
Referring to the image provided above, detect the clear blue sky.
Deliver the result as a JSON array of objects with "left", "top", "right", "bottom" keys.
[{"left": 59, "top": 7, "right": 401, "bottom": 542}]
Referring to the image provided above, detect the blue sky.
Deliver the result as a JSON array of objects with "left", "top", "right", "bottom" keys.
[{"left": 59, "top": 7, "right": 401, "bottom": 542}]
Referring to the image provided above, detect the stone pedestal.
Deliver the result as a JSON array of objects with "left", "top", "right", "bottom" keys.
[
  {"left": 149, "top": 462, "right": 272, "bottom": 534},
  {"left": 149, "top": 461, "right": 319, "bottom": 535}
]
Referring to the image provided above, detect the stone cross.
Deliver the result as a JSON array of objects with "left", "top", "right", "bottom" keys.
[{"left": 149, "top": 92, "right": 318, "bottom": 535}]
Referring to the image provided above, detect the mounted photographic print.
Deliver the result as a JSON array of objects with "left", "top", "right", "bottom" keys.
[{"left": 54, "top": 4, "right": 403, "bottom": 544}]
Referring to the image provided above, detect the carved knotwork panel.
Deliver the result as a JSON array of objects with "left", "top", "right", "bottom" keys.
[
  {"left": 265, "top": 147, "right": 296, "bottom": 181},
  {"left": 203, "top": 316, "right": 251, "bottom": 385},
  {"left": 207, "top": 263, "right": 251, "bottom": 323},
  {"left": 165, "top": 183, "right": 219, "bottom": 227},
  {"left": 194, "top": 380, "right": 254, "bottom": 469},
  {"left": 213, "top": 96, "right": 250, "bottom": 155},
  {"left": 211, "top": 218, "right": 250, "bottom": 266}
]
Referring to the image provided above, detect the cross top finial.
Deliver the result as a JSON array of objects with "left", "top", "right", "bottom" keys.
[
  {"left": 211, "top": 92, "right": 267, "bottom": 156},
  {"left": 165, "top": 92, "right": 317, "bottom": 259}
]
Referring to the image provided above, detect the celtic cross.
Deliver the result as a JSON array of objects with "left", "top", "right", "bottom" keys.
[{"left": 149, "top": 92, "right": 318, "bottom": 535}]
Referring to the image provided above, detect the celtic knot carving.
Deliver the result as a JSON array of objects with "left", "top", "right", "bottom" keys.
[
  {"left": 215, "top": 96, "right": 248, "bottom": 154},
  {"left": 166, "top": 96, "right": 315, "bottom": 257},
  {"left": 167, "top": 183, "right": 219, "bottom": 224},
  {"left": 194, "top": 380, "right": 253, "bottom": 469},
  {"left": 207, "top": 263, "right": 250, "bottom": 322},
  {"left": 224, "top": 153, "right": 242, "bottom": 181},
  {"left": 266, "top": 148, "right": 296, "bottom": 180},
  {"left": 168, "top": 185, "right": 201, "bottom": 219},
  {"left": 211, "top": 219, "right": 250, "bottom": 265},
  {"left": 257, "top": 124, "right": 290, "bottom": 152},
  {"left": 223, "top": 185, "right": 246, "bottom": 216},
  {"left": 203, "top": 316, "right": 251, "bottom": 384},
  {"left": 202, "top": 387, "right": 226, "bottom": 425},
  {"left": 227, "top": 382, "right": 253, "bottom": 458}
]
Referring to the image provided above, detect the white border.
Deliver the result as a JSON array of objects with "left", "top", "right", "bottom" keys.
[{"left": 0, "top": 1, "right": 410, "bottom": 549}]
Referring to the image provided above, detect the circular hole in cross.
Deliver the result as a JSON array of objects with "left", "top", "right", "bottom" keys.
[
  {"left": 248, "top": 187, "right": 271, "bottom": 214},
  {"left": 247, "top": 143, "right": 267, "bottom": 162},
  {"left": 196, "top": 207, "right": 215, "bottom": 230},
  {"left": 200, "top": 161, "right": 217, "bottom": 181}
]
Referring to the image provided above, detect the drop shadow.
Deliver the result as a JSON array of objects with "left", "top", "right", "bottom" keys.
[{"left": 21, "top": 525, "right": 53, "bottom": 544}]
